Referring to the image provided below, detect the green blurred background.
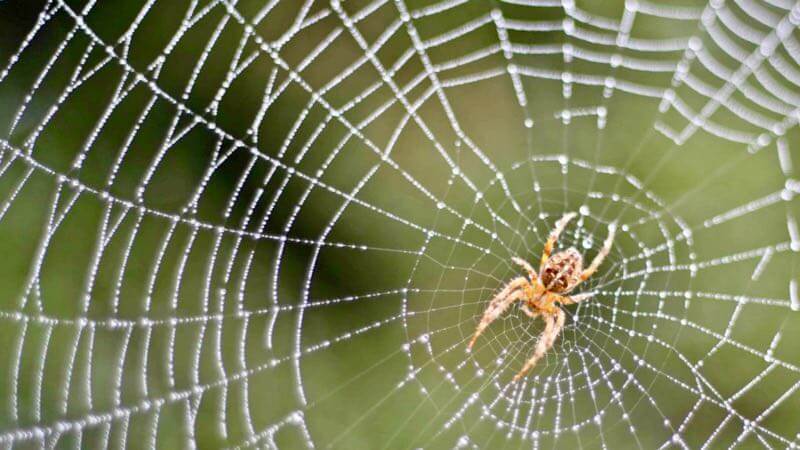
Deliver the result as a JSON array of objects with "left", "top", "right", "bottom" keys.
[{"left": 0, "top": 0, "right": 798, "bottom": 448}]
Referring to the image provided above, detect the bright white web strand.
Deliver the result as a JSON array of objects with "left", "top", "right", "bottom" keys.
[{"left": 0, "top": 2, "right": 794, "bottom": 448}]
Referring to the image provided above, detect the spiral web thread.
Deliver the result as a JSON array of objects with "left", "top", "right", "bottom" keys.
[{"left": 0, "top": 0, "right": 799, "bottom": 448}]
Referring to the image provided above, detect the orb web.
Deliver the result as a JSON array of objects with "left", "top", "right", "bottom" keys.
[{"left": 0, "top": 0, "right": 798, "bottom": 448}]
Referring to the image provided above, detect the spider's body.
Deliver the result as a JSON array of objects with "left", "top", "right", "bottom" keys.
[
  {"left": 540, "top": 247, "right": 582, "bottom": 293},
  {"left": 467, "top": 212, "right": 616, "bottom": 381}
]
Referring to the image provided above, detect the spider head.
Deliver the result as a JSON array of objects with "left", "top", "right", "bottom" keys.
[{"left": 540, "top": 247, "right": 583, "bottom": 293}]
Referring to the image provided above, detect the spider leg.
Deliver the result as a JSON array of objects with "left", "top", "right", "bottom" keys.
[
  {"left": 467, "top": 277, "right": 529, "bottom": 350},
  {"left": 521, "top": 304, "right": 540, "bottom": 318},
  {"left": 580, "top": 222, "right": 617, "bottom": 282},
  {"left": 513, "top": 308, "right": 565, "bottom": 381},
  {"left": 555, "top": 292, "right": 594, "bottom": 305},
  {"left": 540, "top": 212, "right": 577, "bottom": 273},
  {"left": 512, "top": 256, "right": 537, "bottom": 281}
]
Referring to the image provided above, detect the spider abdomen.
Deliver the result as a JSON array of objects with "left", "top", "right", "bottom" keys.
[{"left": 541, "top": 247, "right": 583, "bottom": 293}]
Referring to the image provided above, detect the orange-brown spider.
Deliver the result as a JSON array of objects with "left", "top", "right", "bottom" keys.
[{"left": 467, "top": 212, "right": 616, "bottom": 381}]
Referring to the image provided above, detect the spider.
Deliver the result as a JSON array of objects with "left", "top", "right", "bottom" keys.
[{"left": 467, "top": 212, "right": 616, "bottom": 381}]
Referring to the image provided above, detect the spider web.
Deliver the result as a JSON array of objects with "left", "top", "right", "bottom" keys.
[{"left": 0, "top": 0, "right": 798, "bottom": 448}]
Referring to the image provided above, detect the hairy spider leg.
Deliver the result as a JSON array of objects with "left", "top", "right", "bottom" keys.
[
  {"left": 580, "top": 223, "right": 617, "bottom": 282},
  {"left": 540, "top": 212, "right": 577, "bottom": 273},
  {"left": 467, "top": 277, "right": 529, "bottom": 350},
  {"left": 512, "top": 256, "right": 537, "bottom": 281},
  {"left": 513, "top": 308, "right": 565, "bottom": 381},
  {"left": 551, "top": 292, "right": 594, "bottom": 305},
  {"left": 521, "top": 304, "right": 541, "bottom": 318}
]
